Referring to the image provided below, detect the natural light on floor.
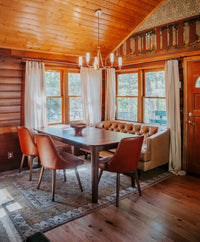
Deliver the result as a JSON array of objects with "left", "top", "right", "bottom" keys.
[{"left": 0, "top": 189, "right": 22, "bottom": 214}]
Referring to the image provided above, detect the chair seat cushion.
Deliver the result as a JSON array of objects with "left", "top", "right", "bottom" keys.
[
  {"left": 99, "top": 151, "right": 114, "bottom": 158},
  {"left": 57, "top": 151, "right": 84, "bottom": 169}
]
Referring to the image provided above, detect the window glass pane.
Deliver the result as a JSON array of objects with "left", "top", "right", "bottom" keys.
[
  {"left": 118, "top": 73, "right": 138, "bottom": 96},
  {"left": 117, "top": 97, "right": 137, "bottom": 121},
  {"left": 68, "top": 73, "right": 81, "bottom": 96},
  {"left": 145, "top": 71, "right": 165, "bottom": 97},
  {"left": 45, "top": 72, "right": 61, "bottom": 96},
  {"left": 70, "top": 97, "right": 83, "bottom": 121},
  {"left": 47, "top": 98, "right": 62, "bottom": 123},
  {"left": 144, "top": 98, "right": 166, "bottom": 124},
  {"left": 195, "top": 76, "right": 200, "bottom": 88}
]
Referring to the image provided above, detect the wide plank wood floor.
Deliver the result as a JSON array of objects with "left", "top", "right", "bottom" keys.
[{"left": 45, "top": 175, "right": 200, "bottom": 242}]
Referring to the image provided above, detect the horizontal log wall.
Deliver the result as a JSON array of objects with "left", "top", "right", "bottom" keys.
[{"left": 0, "top": 56, "right": 24, "bottom": 171}]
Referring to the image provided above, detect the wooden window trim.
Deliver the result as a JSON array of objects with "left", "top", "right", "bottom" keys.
[
  {"left": 116, "top": 66, "right": 166, "bottom": 123},
  {"left": 116, "top": 71, "right": 139, "bottom": 122},
  {"left": 67, "top": 71, "right": 82, "bottom": 123},
  {"left": 142, "top": 68, "right": 166, "bottom": 124},
  {"left": 45, "top": 69, "right": 64, "bottom": 125},
  {"left": 45, "top": 67, "right": 81, "bottom": 125}
]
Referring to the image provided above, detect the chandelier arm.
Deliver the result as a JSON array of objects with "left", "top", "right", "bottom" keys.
[
  {"left": 79, "top": 9, "right": 122, "bottom": 69},
  {"left": 99, "top": 50, "right": 104, "bottom": 68}
]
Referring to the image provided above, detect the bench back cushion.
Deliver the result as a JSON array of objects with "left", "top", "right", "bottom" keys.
[{"left": 96, "top": 121, "right": 159, "bottom": 139}]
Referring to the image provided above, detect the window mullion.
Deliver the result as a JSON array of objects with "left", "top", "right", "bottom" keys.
[
  {"left": 138, "top": 69, "right": 142, "bottom": 123},
  {"left": 63, "top": 69, "right": 69, "bottom": 124}
]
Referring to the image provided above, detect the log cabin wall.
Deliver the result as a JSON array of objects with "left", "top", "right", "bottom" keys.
[
  {"left": 0, "top": 52, "right": 189, "bottom": 172},
  {"left": 0, "top": 52, "right": 25, "bottom": 171}
]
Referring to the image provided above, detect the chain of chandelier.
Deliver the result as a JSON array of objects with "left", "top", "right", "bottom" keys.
[{"left": 78, "top": 9, "right": 122, "bottom": 70}]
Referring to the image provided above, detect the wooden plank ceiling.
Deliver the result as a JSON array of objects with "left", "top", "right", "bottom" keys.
[{"left": 0, "top": 0, "right": 164, "bottom": 63}]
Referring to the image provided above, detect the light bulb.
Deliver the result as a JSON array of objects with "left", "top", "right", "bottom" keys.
[
  {"left": 94, "top": 57, "right": 99, "bottom": 65},
  {"left": 110, "top": 53, "right": 114, "bottom": 65},
  {"left": 86, "top": 53, "right": 90, "bottom": 65},
  {"left": 79, "top": 56, "right": 82, "bottom": 67},
  {"left": 118, "top": 57, "right": 122, "bottom": 68}
]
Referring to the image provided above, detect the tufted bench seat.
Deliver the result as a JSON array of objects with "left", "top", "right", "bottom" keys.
[{"left": 93, "top": 120, "right": 169, "bottom": 171}]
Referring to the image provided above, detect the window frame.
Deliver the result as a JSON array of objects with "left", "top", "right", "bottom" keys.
[
  {"left": 45, "top": 68, "right": 64, "bottom": 125},
  {"left": 67, "top": 72, "right": 83, "bottom": 123},
  {"left": 116, "top": 67, "right": 166, "bottom": 124},
  {"left": 45, "top": 66, "right": 81, "bottom": 125},
  {"left": 142, "top": 68, "right": 166, "bottom": 124},
  {"left": 116, "top": 70, "right": 139, "bottom": 122}
]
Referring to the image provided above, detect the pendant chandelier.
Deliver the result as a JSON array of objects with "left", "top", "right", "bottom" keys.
[{"left": 78, "top": 9, "right": 122, "bottom": 70}]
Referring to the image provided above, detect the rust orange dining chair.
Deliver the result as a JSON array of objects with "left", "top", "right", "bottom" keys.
[
  {"left": 17, "top": 126, "right": 39, "bottom": 181},
  {"left": 98, "top": 136, "right": 144, "bottom": 207},
  {"left": 35, "top": 133, "right": 84, "bottom": 201}
]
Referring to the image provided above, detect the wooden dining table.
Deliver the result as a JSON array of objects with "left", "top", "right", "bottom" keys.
[{"left": 35, "top": 125, "right": 134, "bottom": 203}]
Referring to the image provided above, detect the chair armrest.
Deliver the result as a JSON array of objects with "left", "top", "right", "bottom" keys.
[{"left": 146, "top": 129, "right": 170, "bottom": 166}]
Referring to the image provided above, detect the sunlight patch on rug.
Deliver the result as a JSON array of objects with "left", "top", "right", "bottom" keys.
[{"left": 0, "top": 163, "right": 172, "bottom": 240}]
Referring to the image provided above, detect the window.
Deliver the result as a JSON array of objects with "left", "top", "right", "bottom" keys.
[
  {"left": 68, "top": 73, "right": 83, "bottom": 121},
  {"left": 116, "top": 72, "right": 138, "bottom": 121},
  {"left": 45, "top": 71, "right": 63, "bottom": 124},
  {"left": 195, "top": 76, "right": 200, "bottom": 88},
  {"left": 143, "top": 70, "right": 166, "bottom": 124},
  {"left": 45, "top": 69, "right": 82, "bottom": 125},
  {"left": 116, "top": 68, "right": 166, "bottom": 124}
]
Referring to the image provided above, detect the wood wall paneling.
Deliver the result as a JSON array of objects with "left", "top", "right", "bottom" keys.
[
  {"left": 0, "top": 0, "right": 165, "bottom": 59},
  {"left": 0, "top": 131, "right": 22, "bottom": 171},
  {"left": 0, "top": 56, "right": 24, "bottom": 171}
]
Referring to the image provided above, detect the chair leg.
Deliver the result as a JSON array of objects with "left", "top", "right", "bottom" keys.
[
  {"left": 52, "top": 170, "right": 56, "bottom": 201},
  {"left": 116, "top": 173, "right": 120, "bottom": 207},
  {"left": 63, "top": 169, "right": 66, "bottom": 182},
  {"left": 131, "top": 171, "right": 135, "bottom": 187},
  {"left": 98, "top": 169, "right": 103, "bottom": 183},
  {"left": 75, "top": 168, "right": 83, "bottom": 192},
  {"left": 84, "top": 152, "right": 88, "bottom": 159},
  {"left": 37, "top": 166, "right": 44, "bottom": 189},
  {"left": 134, "top": 170, "right": 141, "bottom": 196},
  {"left": 29, "top": 156, "right": 33, "bottom": 181},
  {"left": 137, "top": 169, "right": 142, "bottom": 179},
  {"left": 37, "top": 156, "right": 41, "bottom": 168},
  {"left": 19, "top": 154, "right": 25, "bottom": 172}
]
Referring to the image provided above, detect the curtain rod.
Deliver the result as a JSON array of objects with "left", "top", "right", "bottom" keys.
[
  {"left": 20, "top": 55, "right": 184, "bottom": 69},
  {"left": 115, "top": 56, "right": 183, "bottom": 72},
  {"left": 20, "top": 57, "right": 79, "bottom": 66}
]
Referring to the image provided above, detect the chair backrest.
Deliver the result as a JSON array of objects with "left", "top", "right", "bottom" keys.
[
  {"left": 17, "top": 126, "right": 38, "bottom": 156},
  {"left": 35, "top": 133, "right": 59, "bottom": 169},
  {"left": 106, "top": 136, "right": 144, "bottom": 173}
]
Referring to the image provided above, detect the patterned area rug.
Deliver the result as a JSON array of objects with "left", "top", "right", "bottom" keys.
[{"left": 0, "top": 163, "right": 172, "bottom": 241}]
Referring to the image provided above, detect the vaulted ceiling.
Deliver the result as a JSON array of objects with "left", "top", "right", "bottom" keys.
[{"left": 0, "top": 0, "right": 165, "bottom": 63}]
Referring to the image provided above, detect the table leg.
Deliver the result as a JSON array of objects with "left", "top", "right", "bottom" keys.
[{"left": 91, "top": 147, "right": 99, "bottom": 203}]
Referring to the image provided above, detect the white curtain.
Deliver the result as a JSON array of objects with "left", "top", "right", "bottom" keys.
[
  {"left": 25, "top": 61, "right": 47, "bottom": 131},
  {"left": 105, "top": 68, "right": 116, "bottom": 120},
  {"left": 80, "top": 67, "right": 102, "bottom": 126},
  {"left": 165, "top": 60, "right": 184, "bottom": 175}
]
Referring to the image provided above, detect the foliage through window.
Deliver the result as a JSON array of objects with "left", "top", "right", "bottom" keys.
[
  {"left": 144, "top": 70, "right": 166, "bottom": 124},
  {"left": 116, "top": 72, "right": 138, "bottom": 121},
  {"left": 68, "top": 73, "right": 83, "bottom": 121},
  {"left": 116, "top": 69, "right": 166, "bottom": 124},
  {"left": 45, "top": 69, "right": 82, "bottom": 125},
  {"left": 45, "top": 71, "right": 62, "bottom": 124}
]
